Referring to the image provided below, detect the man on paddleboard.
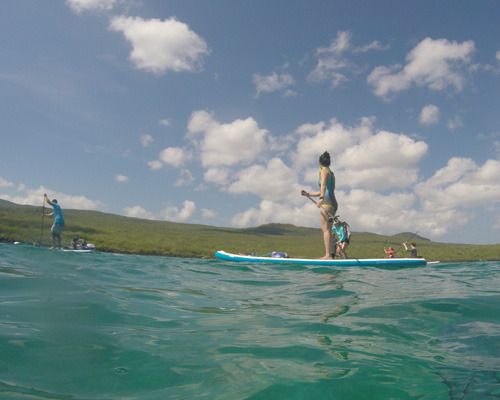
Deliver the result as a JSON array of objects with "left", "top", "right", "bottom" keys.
[{"left": 44, "top": 194, "right": 65, "bottom": 249}]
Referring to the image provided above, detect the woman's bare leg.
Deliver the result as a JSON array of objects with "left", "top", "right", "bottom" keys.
[{"left": 319, "top": 207, "right": 334, "bottom": 259}]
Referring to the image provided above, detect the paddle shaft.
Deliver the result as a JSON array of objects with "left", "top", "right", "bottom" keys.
[
  {"left": 304, "top": 194, "right": 335, "bottom": 222},
  {"left": 394, "top": 231, "right": 419, "bottom": 255},
  {"left": 40, "top": 197, "right": 45, "bottom": 245},
  {"left": 404, "top": 231, "right": 418, "bottom": 245}
]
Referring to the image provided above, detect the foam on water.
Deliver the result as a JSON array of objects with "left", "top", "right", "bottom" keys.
[{"left": 0, "top": 243, "right": 499, "bottom": 399}]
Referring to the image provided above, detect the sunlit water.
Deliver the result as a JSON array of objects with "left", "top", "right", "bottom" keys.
[{"left": 0, "top": 243, "right": 499, "bottom": 399}]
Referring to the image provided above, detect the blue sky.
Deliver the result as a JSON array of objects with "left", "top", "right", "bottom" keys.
[{"left": 1, "top": 0, "right": 500, "bottom": 245}]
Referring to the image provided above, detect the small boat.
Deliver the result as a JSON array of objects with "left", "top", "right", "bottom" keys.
[{"left": 215, "top": 250, "right": 428, "bottom": 267}]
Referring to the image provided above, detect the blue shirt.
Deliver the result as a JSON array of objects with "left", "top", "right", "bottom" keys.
[
  {"left": 51, "top": 202, "right": 65, "bottom": 227},
  {"left": 332, "top": 225, "right": 347, "bottom": 242}
]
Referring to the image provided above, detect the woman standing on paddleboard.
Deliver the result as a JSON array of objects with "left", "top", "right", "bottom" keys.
[{"left": 301, "top": 151, "right": 338, "bottom": 259}]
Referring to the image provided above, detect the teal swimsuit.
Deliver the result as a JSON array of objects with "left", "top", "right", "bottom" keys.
[{"left": 319, "top": 167, "right": 338, "bottom": 211}]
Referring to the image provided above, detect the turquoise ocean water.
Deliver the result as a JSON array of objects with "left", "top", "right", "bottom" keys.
[{"left": 0, "top": 242, "right": 499, "bottom": 399}]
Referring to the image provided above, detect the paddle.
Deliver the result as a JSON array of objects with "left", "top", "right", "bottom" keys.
[
  {"left": 302, "top": 191, "right": 335, "bottom": 223},
  {"left": 40, "top": 196, "right": 45, "bottom": 246},
  {"left": 394, "top": 231, "right": 419, "bottom": 255}
]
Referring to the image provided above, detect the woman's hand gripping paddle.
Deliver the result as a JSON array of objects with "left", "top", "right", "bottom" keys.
[{"left": 302, "top": 191, "right": 335, "bottom": 223}]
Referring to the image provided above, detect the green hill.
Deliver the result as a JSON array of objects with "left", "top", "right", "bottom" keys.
[{"left": 1, "top": 199, "right": 498, "bottom": 261}]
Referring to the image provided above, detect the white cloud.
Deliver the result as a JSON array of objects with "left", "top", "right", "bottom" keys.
[
  {"left": 228, "top": 158, "right": 300, "bottom": 202},
  {"left": 339, "top": 166, "right": 418, "bottom": 192},
  {"left": 308, "top": 30, "right": 352, "bottom": 88},
  {"left": 0, "top": 177, "right": 14, "bottom": 188},
  {"left": 289, "top": 117, "right": 428, "bottom": 192},
  {"left": 125, "top": 201, "right": 199, "bottom": 222},
  {"left": 231, "top": 199, "right": 296, "bottom": 227},
  {"left": 420, "top": 157, "right": 476, "bottom": 187},
  {"left": 148, "top": 159, "right": 163, "bottom": 170},
  {"left": 448, "top": 115, "right": 463, "bottom": 130},
  {"left": 66, "top": 0, "right": 117, "bottom": 13},
  {"left": 368, "top": 37, "right": 475, "bottom": 98},
  {"left": 161, "top": 200, "right": 196, "bottom": 222},
  {"left": 419, "top": 104, "right": 440, "bottom": 125},
  {"left": 317, "top": 30, "right": 352, "bottom": 55},
  {"left": 231, "top": 197, "right": 333, "bottom": 228},
  {"left": 338, "top": 130, "right": 428, "bottom": 190},
  {"left": 229, "top": 181, "right": 474, "bottom": 239},
  {"left": 338, "top": 189, "right": 471, "bottom": 238},
  {"left": 109, "top": 16, "right": 210, "bottom": 75},
  {"left": 126, "top": 109, "right": 499, "bottom": 241},
  {"left": 147, "top": 146, "right": 190, "bottom": 171},
  {"left": 253, "top": 72, "right": 295, "bottom": 97},
  {"left": 187, "top": 110, "right": 269, "bottom": 168},
  {"left": 308, "top": 30, "right": 388, "bottom": 89},
  {"left": 115, "top": 174, "right": 129, "bottom": 182},
  {"left": 159, "top": 119, "right": 171, "bottom": 127},
  {"left": 140, "top": 134, "right": 153, "bottom": 147},
  {"left": 202, "top": 208, "right": 217, "bottom": 219},
  {"left": 1, "top": 186, "right": 103, "bottom": 210},
  {"left": 204, "top": 168, "right": 230, "bottom": 185},
  {"left": 354, "top": 40, "right": 389, "bottom": 53},
  {"left": 174, "top": 169, "right": 195, "bottom": 186},
  {"left": 367, "top": 64, "right": 409, "bottom": 98},
  {"left": 292, "top": 116, "right": 378, "bottom": 174},
  {"left": 339, "top": 189, "right": 418, "bottom": 231},
  {"left": 292, "top": 119, "right": 353, "bottom": 173},
  {"left": 415, "top": 158, "right": 500, "bottom": 211},
  {"left": 226, "top": 117, "right": 435, "bottom": 236},
  {"left": 283, "top": 89, "right": 297, "bottom": 98},
  {"left": 493, "top": 215, "right": 500, "bottom": 230},
  {"left": 124, "top": 205, "right": 155, "bottom": 220},
  {"left": 158, "top": 147, "right": 187, "bottom": 168}
]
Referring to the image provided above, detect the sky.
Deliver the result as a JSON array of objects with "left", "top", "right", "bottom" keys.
[{"left": 1, "top": 0, "right": 500, "bottom": 245}]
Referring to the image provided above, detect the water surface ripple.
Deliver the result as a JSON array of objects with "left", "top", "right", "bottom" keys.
[{"left": 0, "top": 244, "right": 499, "bottom": 399}]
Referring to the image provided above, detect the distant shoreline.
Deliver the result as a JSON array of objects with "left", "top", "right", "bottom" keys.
[
  {"left": 3, "top": 239, "right": 500, "bottom": 263},
  {"left": 2, "top": 200, "right": 500, "bottom": 262},
  {"left": 2, "top": 239, "right": 208, "bottom": 259}
]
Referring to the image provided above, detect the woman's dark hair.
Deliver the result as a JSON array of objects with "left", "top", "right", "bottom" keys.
[{"left": 319, "top": 151, "right": 331, "bottom": 167}]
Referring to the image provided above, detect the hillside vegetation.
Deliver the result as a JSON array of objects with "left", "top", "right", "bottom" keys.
[{"left": 1, "top": 199, "right": 499, "bottom": 262}]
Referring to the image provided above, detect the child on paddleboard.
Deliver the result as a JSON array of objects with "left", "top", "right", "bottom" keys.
[
  {"left": 332, "top": 218, "right": 349, "bottom": 259},
  {"left": 384, "top": 246, "right": 395, "bottom": 258}
]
